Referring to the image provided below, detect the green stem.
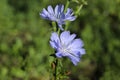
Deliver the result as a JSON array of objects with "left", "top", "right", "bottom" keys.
[
  {"left": 54, "top": 58, "right": 58, "bottom": 80},
  {"left": 52, "top": 22, "right": 57, "bottom": 32},
  {"left": 51, "top": 1, "right": 71, "bottom": 78},
  {"left": 64, "top": 0, "right": 70, "bottom": 13},
  {"left": 65, "top": 21, "right": 70, "bottom": 30},
  {"left": 65, "top": 4, "right": 83, "bottom": 31},
  {"left": 75, "top": 4, "right": 83, "bottom": 17},
  {"left": 64, "top": 0, "right": 70, "bottom": 31},
  {"left": 51, "top": 21, "right": 58, "bottom": 80},
  {"left": 57, "top": 28, "right": 60, "bottom": 35}
]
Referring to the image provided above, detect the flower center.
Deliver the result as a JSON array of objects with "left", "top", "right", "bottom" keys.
[
  {"left": 60, "top": 44, "right": 70, "bottom": 54},
  {"left": 60, "top": 43, "right": 78, "bottom": 58}
]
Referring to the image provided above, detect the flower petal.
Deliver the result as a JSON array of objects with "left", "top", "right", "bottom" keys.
[
  {"left": 40, "top": 8, "right": 50, "bottom": 19},
  {"left": 68, "top": 39, "right": 84, "bottom": 49},
  {"left": 51, "top": 32, "right": 59, "bottom": 41},
  {"left": 50, "top": 32, "right": 61, "bottom": 49},
  {"left": 47, "top": 5, "right": 54, "bottom": 15},
  {"left": 55, "top": 5, "right": 59, "bottom": 16},
  {"left": 40, "top": 12, "right": 46, "bottom": 18},
  {"left": 65, "top": 16, "right": 76, "bottom": 21},
  {"left": 60, "top": 13, "right": 65, "bottom": 20},
  {"left": 58, "top": 5, "right": 64, "bottom": 13},
  {"left": 57, "top": 24, "right": 64, "bottom": 31},
  {"left": 55, "top": 5, "right": 64, "bottom": 17},
  {"left": 67, "top": 33, "right": 76, "bottom": 45},
  {"left": 67, "top": 54, "right": 80, "bottom": 65},
  {"left": 65, "top": 8, "right": 72, "bottom": 16},
  {"left": 79, "top": 49, "right": 85, "bottom": 55},
  {"left": 56, "top": 52, "right": 63, "bottom": 58},
  {"left": 50, "top": 41, "right": 57, "bottom": 49},
  {"left": 65, "top": 8, "right": 76, "bottom": 21},
  {"left": 60, "top": 31, "right": 70, "bottom": 44},
  {"left": 70, "top": 48, "right": 85, "bottom": 57}
]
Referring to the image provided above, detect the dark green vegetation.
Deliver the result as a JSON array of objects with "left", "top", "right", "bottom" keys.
[{"left": 0, "top": 0, "right": 120, "bottom": 80}]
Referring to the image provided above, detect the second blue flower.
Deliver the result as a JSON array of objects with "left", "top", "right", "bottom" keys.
[{"left": 40, "top": 5, "right": 76, "bottom": 30}]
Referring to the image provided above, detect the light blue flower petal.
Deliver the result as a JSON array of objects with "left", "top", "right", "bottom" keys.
[
  {"left": 47, "top": 6, "right": 56, "bottom": 21},
  {"left": 50, "top": 41, "right": 57, "bottom": 49},
  {"left": 60, "top": 13, "right": 65, "bottom": 20},
  {"left": 56, "top": 52, "right": 63, "bottom": 58},
  {"left": 59, "top": 5, "right": 64, "bottom": 13},
  {"left": 58, "top": 24, "right": 64, "bottom": 31},
  {"left": 69, "top": 50, "right": 81, "bottom": 57},
  {"left": 65, "top": 8, "right": 76, "bottom": 21},
  {"left": 55, "top": 5, "right": 64, "bottom": 18},
  {"left": 57, "top": 5, "right": 62, "bottom": 14},
  {"left": 68, "top": 39, "right": 84, "bottom": 49},
  {"left": 47, "top": 5, "right": 54, "bottom": 15},
  {"left": 50, "top": 32, "right": 62, "bottom": 49},
  {"left": 79, "top": 49, "right": 85, "bottom": 55},
  {"left": 61, "top": 5, "right": 64, "bottom": 12},
  {"left": 40, "top": 13, "right": 46, "bottom": 19},
  {"left": 67, "top": 33, "right": 76, "bottom": 45},
  {"left": 65, "top": 8, "right": 72, "bottom": 16},
  {"left": 51, "top": 32, "right": 59, "bottom": 42},
  {"left": 67, "top": 54, "right": 80, "bottom": 65},
  {"left": 43, "top": 8, "right": 49, "bottom": 16},
  {"left": 60, "top": 31, "right": 70, "bottom": 44},
  {"left": 55, "top": 5, "right": 59, "bottom": 16},
  {"left": 65, "top": 16, "right": 76, "bottom": 21},
  {"left": 71, "top": 48, "right": 85, "bottom": 54},
  {"left": 40, "top": 9, "right": 49, "bottom": 19}
]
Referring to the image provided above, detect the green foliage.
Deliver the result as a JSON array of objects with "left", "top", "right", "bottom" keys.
[{"left": 0, "top": 0, "right": 120, "bottom": 80}]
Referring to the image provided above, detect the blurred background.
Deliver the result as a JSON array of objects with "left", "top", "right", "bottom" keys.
[{"left": 0, "top": 0, "right": 120, "bottom": 80}]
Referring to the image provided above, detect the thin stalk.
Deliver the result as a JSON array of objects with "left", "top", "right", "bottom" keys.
[
  {"left": 64, "top": 0, "right": 70, "bottom": 30},
  {"left": 65, "top": 21, "right": 70, "bottom": 30},
  {"left": 54, "top": 58, "right": 58, "bottom": 80},
  {"left": 65, "top": 4, "right": 83, "bottom": 30},
  {"left": 57, "top": 28, "right": 60, "bottom": 35},
  {"left": 64, "top": 0, "right": 70, "bottom": 13},
  {"left": 75, "top": 4, "right": 83, "bottom": 17},
  {"left": 52, "top": 22, "right": 57, "bottom": 32}
]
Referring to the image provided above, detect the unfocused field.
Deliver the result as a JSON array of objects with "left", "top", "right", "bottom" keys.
[{"left": 0, "top": 0, "right": 120, "bottom": 80}]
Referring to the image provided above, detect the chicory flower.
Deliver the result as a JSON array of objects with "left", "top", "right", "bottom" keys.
[
  {"left": 50, "top": 31, "right": 85, "bottom": 65},
  {"left": 40, "top": 5, "right": 76, "bottom": 30}
]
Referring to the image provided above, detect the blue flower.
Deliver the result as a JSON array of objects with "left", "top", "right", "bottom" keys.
[
  {"left": 40, "top": 5, "right": 76, "bottom": 30},
  {"left": 50, "top": 31, "right": 85, "bottom": 65}
]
